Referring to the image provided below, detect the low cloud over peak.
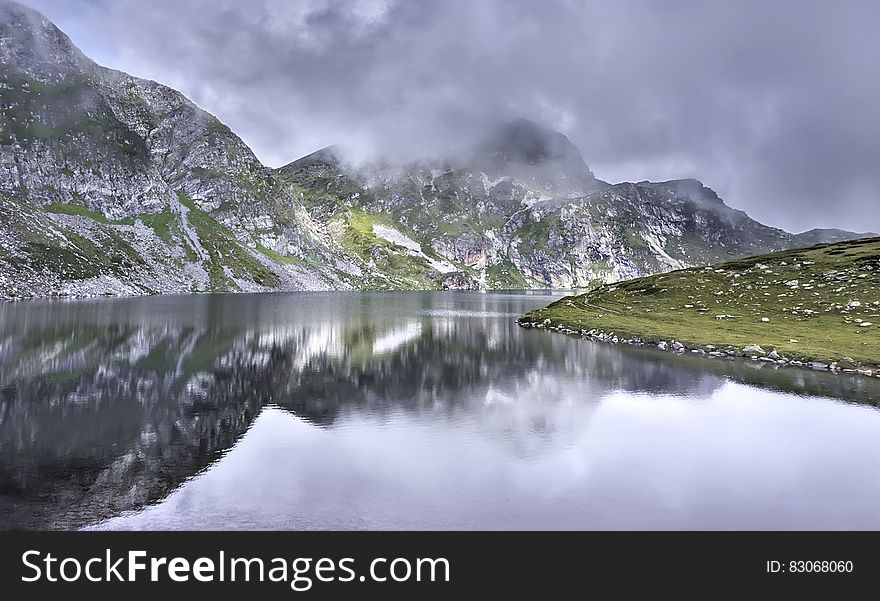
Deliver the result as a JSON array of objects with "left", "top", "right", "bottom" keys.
[{"left": 18, "top": 0, "right": 880, "bottom": 233}]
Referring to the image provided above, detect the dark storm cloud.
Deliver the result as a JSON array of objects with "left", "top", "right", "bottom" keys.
[{"left": 23, "top": 0, "right": 880, "bottom": 232}]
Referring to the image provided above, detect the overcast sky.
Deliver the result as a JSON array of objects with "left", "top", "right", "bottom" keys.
[{"left": 19, "top": 0, "right": 880, "bottom": 233}]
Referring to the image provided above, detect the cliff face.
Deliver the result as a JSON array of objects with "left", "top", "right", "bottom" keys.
[
  {"left": 1, "top": 1, "right": 873, "bottom": 298},
  {"left": 1, "top": 1, "right": 360, "bottom": 297}
]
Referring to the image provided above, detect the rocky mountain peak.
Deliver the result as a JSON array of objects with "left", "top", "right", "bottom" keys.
[
  {"left": 482, "top": 118, "right": 592, "bottom": 171},
  {"left": 0, "top": 0, "right": 95, "bottom": 82},
  {"left": 472, "top": 118, "right": 599, "bottom": 195},
  {"left": 792, "top": 228, "right": 880, "bottom": 246},
  {"left": 279, "top": 145, "right": 343, "bottom": 173},
  {"left": 660, "top": 178, "right": 725, "bottom": 205}
]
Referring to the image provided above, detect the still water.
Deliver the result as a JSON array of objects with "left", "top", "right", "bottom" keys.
[{"left": 1, "top": 291, "right": 878, "bottom": 530}]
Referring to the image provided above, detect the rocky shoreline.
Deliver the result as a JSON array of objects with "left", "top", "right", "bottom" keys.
[{"left": 518, "top": 316, "right": 880, "bottom": 379}]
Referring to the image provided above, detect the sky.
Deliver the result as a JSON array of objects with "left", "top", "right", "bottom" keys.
[{"left": 16, "top": 0, "right": 880, "bottom": 233}]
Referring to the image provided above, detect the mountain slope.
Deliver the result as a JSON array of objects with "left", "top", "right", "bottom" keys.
[
  {"left": 1, "top": 1, "right": 874, "bottom": 298},
  {"left": 276, "top": 128, "right": 873, "bottom": 289},
  {"left": 519, "top": 236, "right": 880, "bottom": 374},
  {"left": 0, "top": 0, "right": 361, "bottom": 297}
]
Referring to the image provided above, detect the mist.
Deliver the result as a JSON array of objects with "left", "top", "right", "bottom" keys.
[{"left": 21, "top": 0, "right": 880, "bottom": 233}]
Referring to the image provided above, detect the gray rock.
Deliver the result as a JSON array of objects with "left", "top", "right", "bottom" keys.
[{"left": 441, "top": 272, "right": 481, "bottom": 290}]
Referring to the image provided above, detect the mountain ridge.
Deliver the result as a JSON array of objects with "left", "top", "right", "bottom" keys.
[{"left": 0, "top": 0, "right": 873, "bottom": 299}]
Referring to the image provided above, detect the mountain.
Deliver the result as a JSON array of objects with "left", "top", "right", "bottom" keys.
[
  {"left": 477, "top": 118, "right": 604, "bottom": 194},
  {"left": 0, "top": 0, "right": 364, "bottom": 298},
  {"left": 274, "top": 131, "right": 870, "bottom": 290},
  {"left": 0, "top": 1, "right": 873, "bottom": 298},
  {"left": 792, "top": 228, "right": 878, "bottom": 247}
]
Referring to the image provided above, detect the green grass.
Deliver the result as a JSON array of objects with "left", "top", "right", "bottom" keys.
[
  {"left": 36, "top": 193, "right": 283, "bottom": 293},
  {"left": 347, "top": 208, "right": 380, "bottom": 239},
  {"left": 44, "top": 202, "right": 111, "bottom": 223},
  {"left": 334, "top": 208, "right": 450, "bottom": 289},
  {"left": 255, "top": 243, "right": 307, "bottom": 266},
  {"left": 10, "top": 229, "right": 142, "bottom": 282},
  {"left": 47, "top": 202, "right": 178, "bottom": 244},
  {"left": 131, "top": 208, "right": 176, "bottom": 243},
  {"left": 486, "top": 257, "right": 533, "bottom": 289},
  {"left": 516, "top": 214, "right": 559, "bottom": 248},
  {"left": 1, "top": 195, "right": 146, "bottom": 284},
  {"left": 521, "top": 237, "right": 880, "bottom": 370},
  {"left": 177, "top": 193, "right": 279, "bottom": 289}
]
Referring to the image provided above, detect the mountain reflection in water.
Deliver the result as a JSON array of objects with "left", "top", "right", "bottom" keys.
[{"left": 1, "top": 292, "right": 878, "bottom": 530}]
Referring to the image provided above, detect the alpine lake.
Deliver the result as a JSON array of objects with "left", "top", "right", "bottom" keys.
[{"left": 1, "top": 291, "right": 878, "bottom": 530}]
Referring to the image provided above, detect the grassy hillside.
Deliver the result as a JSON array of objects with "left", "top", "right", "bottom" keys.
[
  {"left": 0, "top": 190, "right": 288, "bottom": 298},
  {"left": 520, "top": 237, "right": 880, "bottom": 373}
]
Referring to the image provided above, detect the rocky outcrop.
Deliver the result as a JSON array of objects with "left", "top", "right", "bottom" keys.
[
  {"left": 0, "top": 1, "right": 361, "bottom": 298},
  {"left": 441, "top": 271, "right": 481, "bottom": 290}
]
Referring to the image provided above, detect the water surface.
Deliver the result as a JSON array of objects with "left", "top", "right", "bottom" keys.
[{"left": 0, "top": 291, "right": 878, "bottom": 530}]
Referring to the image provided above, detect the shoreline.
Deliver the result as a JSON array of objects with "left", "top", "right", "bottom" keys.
[
  {"left": 518, "top": 316, "right": 880, "bottom": 379},
  {"left": 0, "top": 286, "right": 576, "bottom": 303}
]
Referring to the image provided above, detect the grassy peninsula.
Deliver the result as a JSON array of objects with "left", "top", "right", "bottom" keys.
[{"left": 520, "top": 237, "right": 880, "bottom": 375}]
